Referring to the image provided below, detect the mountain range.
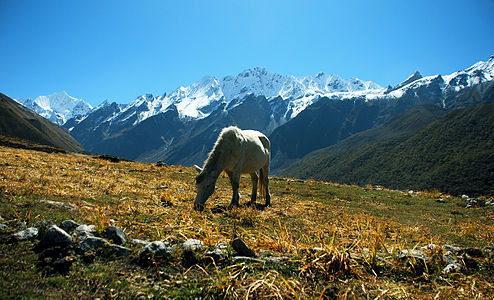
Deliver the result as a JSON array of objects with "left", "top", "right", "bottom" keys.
[
  {"left": 15, "top": 91, "right": 93, "bottom": 125},
  {"left": 12, "top": 55, "right": 494, "bottom": 182}
]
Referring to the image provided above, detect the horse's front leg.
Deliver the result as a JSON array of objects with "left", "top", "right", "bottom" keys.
[
  {"left": 248, "top": 172, "right": 258, "bottom": 206},
  {"left": 227, "top": 171, "right": 240, "bottom": 209}
]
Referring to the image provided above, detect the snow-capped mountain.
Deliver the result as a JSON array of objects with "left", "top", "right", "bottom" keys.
[
  {"left": 15, "top": 91, "right": 93, "bottom": 125},
  {"left": 378, "top": 55, "right": 494, "bottom": 105},
  {"left": 52, "top": 55, "right": 494, "bottom": 168},
  {"left": 90, "top": 68, "right": 382, "bottom": 130}
]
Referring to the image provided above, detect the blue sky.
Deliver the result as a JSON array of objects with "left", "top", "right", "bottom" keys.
[{"left": 1, "top": 0, "right": 493, "bottom": 107}]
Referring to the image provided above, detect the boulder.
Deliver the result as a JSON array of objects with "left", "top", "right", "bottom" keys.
[
  {"left": 0, "top": 223, "right": 7, "bottom": 231},
  {"left": 79, "top": 236, "right": 109, "bottom": 252},
  {"left": 139, "top": 241, "right": 174, "bottom": 259},
  {"left": 131, "top": 239, "right": 150, "bottom": 247},
  {"left": 182, "top": 239, "right": 205, "bottom": 251},
  {"left": 59, "top": 220, "right": 81, "bottom": 233},
  {"left": 107, "top": 244, "right": 132, "bottom": 257},
  {"left": 74, "top": 224, "right": 97, "bottom": 237},
  {"left": 232, "top": 237, "right": 256, "bottom": 258},
  {"left": 40, "top": 199, "right": 77, "bottom": 210},
  {"left": 36, "top": 225, "right": 72, "bottom": 252},
  {"left": 203, "top": 248, "right": 226, "bottom": 263},
  {"left": 102, "top": 226, "right": 127, "bottom": 245},
  {"left": 12, "top": 227, "right": 38, "bottom": 241}
]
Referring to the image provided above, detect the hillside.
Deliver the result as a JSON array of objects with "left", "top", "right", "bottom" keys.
[
  {"left": 0, "top": 93, "right": 85, "bottom": 153},
  {"left": 282, "top": 103, "right": 494, "bottom": 196},
  {"left": 0, "top": 145, "right": 492, "bottom": 298}
]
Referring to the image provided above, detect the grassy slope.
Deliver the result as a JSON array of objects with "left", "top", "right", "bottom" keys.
[
  {"left": 282, "top": 104, "right": 494, "bottom": 196},
  {"left": 0, "top": 146, "right": 493, "bottom": 298},
  {"left": 0, "top": 93, "right": 86, "bottom": 154}
]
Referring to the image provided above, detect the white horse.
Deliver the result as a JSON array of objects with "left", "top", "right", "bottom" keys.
[{"left": 194, "top": 126, "right": 271, "bottom": 211}]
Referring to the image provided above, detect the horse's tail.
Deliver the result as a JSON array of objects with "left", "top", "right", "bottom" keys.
[{"left": 258, "top": 168, "right": 266, "bottom": 201}]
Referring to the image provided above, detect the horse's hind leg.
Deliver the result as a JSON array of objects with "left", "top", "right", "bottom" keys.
[
  {"left": 262, "top": 166, "right": 271, "bottom": 207},
  {"left": 248, "top": 172, "right": 258, "bottom": 206},
  {"left": 227, "top": 171, "right": 240, "bottom": 209}
]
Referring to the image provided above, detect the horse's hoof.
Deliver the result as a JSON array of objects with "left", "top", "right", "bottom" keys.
[{"left": 194, "top": 203, "right": 205, "bottom": 211}]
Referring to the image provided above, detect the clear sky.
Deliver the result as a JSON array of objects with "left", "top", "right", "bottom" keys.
[{"left": 1, "top": 0, "right": 493, "bottom": 107}]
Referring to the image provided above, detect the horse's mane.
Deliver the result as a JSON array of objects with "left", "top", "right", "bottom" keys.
[{"left": 201, "top": 126, "right": 241, "bottom": 174}]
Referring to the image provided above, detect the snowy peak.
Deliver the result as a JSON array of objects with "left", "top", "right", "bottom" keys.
[{"left": 15, "top": 91, "right": 92, "bottom": 125}]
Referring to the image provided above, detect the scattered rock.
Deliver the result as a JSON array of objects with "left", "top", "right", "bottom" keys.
[
  {"left": 232, "top": 256, "right": 264, "bottom": 263},
  {"left": 436, "top": 198, "right": 445, "bottom": 203},
  {"left": 40, "top": 199, "right": 77, "bottom": 210},
  {"left": 106, "top": 244, "right": 132, "bottom": 257},
  {"left": 443, "top": 244, "right": 462, "bottom": 253},
  {"left": 102, "top": 226, "right": 127, "bottom": 245},
  {"left": 138, "top": 241, "right": 174, "bottom": 260},
  {"left": 74, "top": 224, "right": 97, "bottom": 237},
  {"left": 182, "top": 239, "right": 205, "bottom": 251},
  {"left": 35, "top": 220, "right": 55, "bottom": 236},
  {"left": 462, "top": 196, "right": 488, "bottom": 208},
  {"left": 232, "top": 236, "right": 256, "bottom": 258},
  {"left": 203, "top": 248, "right": 226, "bottom": 264},
  {"left": 131, "top": 239, "right": 150, "bottom": 247},
  {"left": 12, "top": 227, "right": 38, "bottom": 241},
  {"left": 59, "top": 220, "right": 81, "bottom": 233},
  {"left": 443, "top": 262, "right": 463, "bottom": 274},
  {"left": 36, "top": 225, "right": 73, "bottom": 252},
  {"left": 79, "top": 236, "right": 109, "bottom": 252},
  {"left": 216, "top": 241, "right": 228, "bottom": 249},
  {"left": 0, "top": 224, "right": 7, "bottom": 231},
  {"left": 399, "top": 249, "right": 429, "bottom": 265}
]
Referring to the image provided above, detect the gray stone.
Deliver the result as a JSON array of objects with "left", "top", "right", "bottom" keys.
[
  {"left": 12, "top": 227, "right": 38, "bottom": 241},
  {"left": 263, "top": 256, "right": 290, "bottom": 264},
  {"left": 420, "top": 244, "right": 441, "bottom": 252},
  {"left": 443, "top": 244, "right": 463, "bottom": 253},
  {"left": 102, "top": 226, "right": 127, "bottom": 245},
  {"left": 132, "top": 239, "right": 150, "bottom": 247},
  {"left": 232, "top": 256, "right": 264, "bottom": 263},
  {"left": 40, "top": 199, "right": 77, "bottom": 210},
  {"left": 0, "top": 224, "right": 7, "bottom": 231},
  {"left": 399, "top": 249, "right": 429, "bottom": 263},
  {"left": 107, "top": 244, "right": 132, "bottom": 257},
  {"left": 79, "top": 236, "right": 109, "bottom": 252},
  {"left": 232, "top": 237, "right": 256, "bottom": 258},
  {"left": 37, "top": 225, "right": 73, "bottom": 251},
  {"left": 443, "top": 262, "right": 463, "bottom": 274},
  {"left": 182, "top": 239, "right": 205, "bottom": 251},
  {"left": 74, "top": 224, "right": 97, "bottom": 237},
  {"left": 204, "top": 248, "right": 226, "bottom": 263},
  {"left": 139, "top": 241, "right": 174, "bottom": 259},
  {"left": 59, "top": 220, "right": 81, "bottom": 233},
  {"left": 216, "top": 241, "right": 228, "bottom": 249},
  {"left": 35, "top": 220, "right": 55, "bottom": 230}
]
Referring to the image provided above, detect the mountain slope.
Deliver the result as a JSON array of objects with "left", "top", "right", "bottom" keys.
[
  {"left": 0, "top": 93, "right": 86, "bottom": 153},
  {"left": 282, "top": 103, "right": 494, "bottom": 196},
  {"left": 16, "top": 91, "right": 92, "bottom": 125},
  {"left": 269, "top": 58, "right": 494, "bottom": 172}
]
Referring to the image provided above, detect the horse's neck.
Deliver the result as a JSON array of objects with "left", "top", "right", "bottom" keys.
[{"left": 204, "top": 147, "right": 226, "bottom": 177}]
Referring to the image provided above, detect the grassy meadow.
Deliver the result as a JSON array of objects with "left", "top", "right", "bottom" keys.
[{"left": 0, "top": 145, "right": 493, "bottom": 299}]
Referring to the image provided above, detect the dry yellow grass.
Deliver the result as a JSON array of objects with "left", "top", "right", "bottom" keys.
[{"left": 0, "top": 145, "right": 493, "bottom": 298}]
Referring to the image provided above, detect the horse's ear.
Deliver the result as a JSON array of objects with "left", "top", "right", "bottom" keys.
[{"left": 194, "top": 165, "right": 203, "bottom": 173}]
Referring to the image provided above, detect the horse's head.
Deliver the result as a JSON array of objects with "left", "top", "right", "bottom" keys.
[{"left": 194, "top": 169, "right": 216, "bottom": 211}]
